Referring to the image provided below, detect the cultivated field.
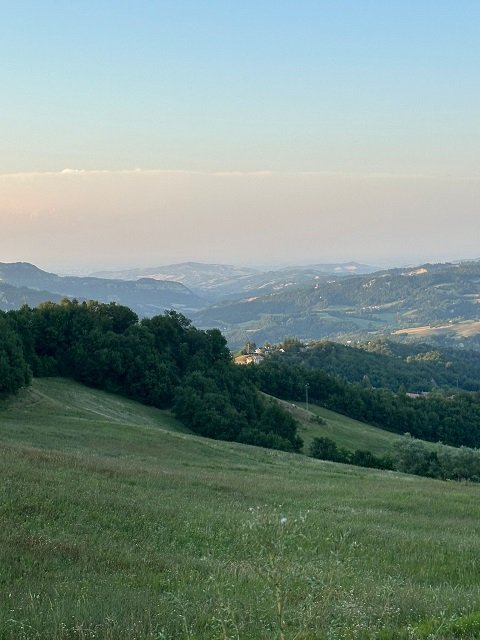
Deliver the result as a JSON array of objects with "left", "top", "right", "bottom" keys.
[
  {"left": 1, "top": 379, "right": 480, "bottom": 639},
  {"left": 393, "top": 320, "right": 480, "bottom": 339}
]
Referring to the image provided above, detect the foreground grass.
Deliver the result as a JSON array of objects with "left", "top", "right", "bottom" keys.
[{"left": 1, "top": 379, "right": 480, "bottom": 639}]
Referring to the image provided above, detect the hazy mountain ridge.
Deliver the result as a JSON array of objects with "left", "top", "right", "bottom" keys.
[
  {"left": 91, "top": 261, "right": 259, "bottom": 286},
  {"left": 90, "top": 260, "right": 377, "bottom": 301},
  {"left": 0, "top": 280, "right": 64, "bottom": 310},
  {"left": 0, "top": 262, "right": 204, "bottom": 315}
]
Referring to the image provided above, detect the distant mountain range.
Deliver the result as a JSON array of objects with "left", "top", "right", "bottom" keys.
[
  {"left": 6, "top": 260, "right": 378, "bottom": 317},
  {"left": 2, "top": 260, "right": 480, "bottom": 350},
  {"left": 0, "top": 262, "right": 204, "bottom": 316},
  {"left": 91, "top": 261, "right": 377, "bottom": 301}
]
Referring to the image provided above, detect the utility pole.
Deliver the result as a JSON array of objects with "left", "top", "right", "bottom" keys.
[{"left": 305, "top": 383, "right": 310, "bottom": 413}]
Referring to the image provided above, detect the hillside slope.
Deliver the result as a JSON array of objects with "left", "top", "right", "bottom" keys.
[
  {"left": 194, "top": 261, "right": 480, "bottom": 347},
  {"left": 0, "top": 377, "right": 188, "bottom": 444},
  {"left": 1, "top": 379, "right": 480, "bottom": 639},
  {"left": 276, "top": 397, "right": 402, "bottom": 455}
]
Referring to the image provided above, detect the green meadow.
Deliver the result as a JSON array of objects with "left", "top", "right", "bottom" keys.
[
  {"left": 1, "top": 379, "right": 480, "bottom": 639},
  {"left": 279, "top": 399, "right": 402, "bottom": 456}
]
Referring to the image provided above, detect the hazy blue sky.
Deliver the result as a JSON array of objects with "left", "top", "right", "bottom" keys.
[{"left": 1, "top": 1, "right": 479, "bottom": 271}]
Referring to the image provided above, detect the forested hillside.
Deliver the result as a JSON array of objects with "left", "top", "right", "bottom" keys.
[
  {"left": 1, "top": 300, "right": 301, "bottom": 452},
  {"left": 195, "top": 261, "right": 480, "bottom": 347},
  {"left": 271, "top": 337, "right": 480, "bottom": 392}
]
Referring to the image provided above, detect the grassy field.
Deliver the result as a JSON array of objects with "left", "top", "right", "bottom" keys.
[{"left": 1, "top": 379, "right": 480, "bottom": 639}]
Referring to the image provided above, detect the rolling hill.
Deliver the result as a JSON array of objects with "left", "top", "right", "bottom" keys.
[
  {"left": 194, "top": 261, "right": 480, "bottom": 348},
  {"left": 2, "top": 378, "right": 480, "bottom": 638}
]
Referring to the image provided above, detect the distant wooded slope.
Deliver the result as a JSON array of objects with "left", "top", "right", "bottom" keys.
[{"left": 194, "top": 261, "right": 480, "bottom": 347}]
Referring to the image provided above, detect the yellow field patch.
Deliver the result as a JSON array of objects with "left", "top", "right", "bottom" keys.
[{"left": 393, "top": 320, "right": 480, "bottom": 338}]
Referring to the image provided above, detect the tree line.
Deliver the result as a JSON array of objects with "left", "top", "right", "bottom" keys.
[
  {"left": 0, "top": 314, "right": 31, "bottom": 398},
  {"left": 310, "top": 434, "right": 480, "bottom": 483}
]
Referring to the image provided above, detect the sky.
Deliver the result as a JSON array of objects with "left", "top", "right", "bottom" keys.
[{"left": 1, "top": 1, "right": 479, "bottom": 273}]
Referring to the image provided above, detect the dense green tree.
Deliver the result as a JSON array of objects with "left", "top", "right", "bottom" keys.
[
  {"left": 309, "top": 437, "right": 348, "bottom": 463},
  {"left": 0, "top": 313, "right": 31, "bottom": 397},
  {"left": 393, "top": 435, "right": 480, "bottom": 481}
]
